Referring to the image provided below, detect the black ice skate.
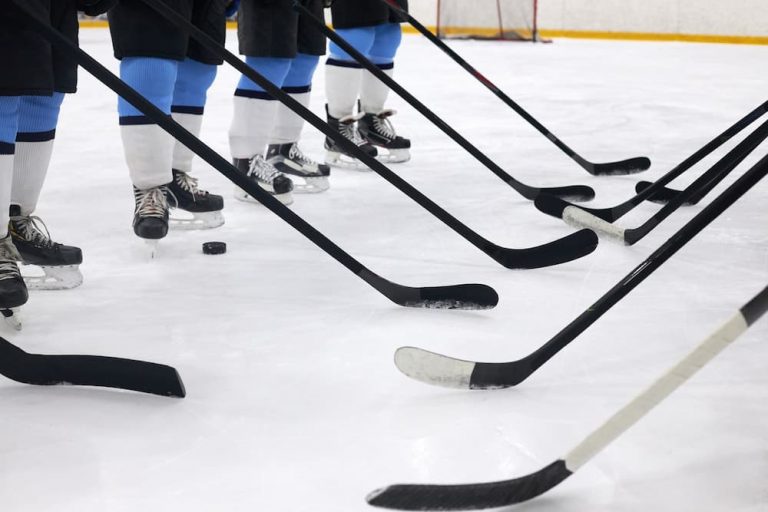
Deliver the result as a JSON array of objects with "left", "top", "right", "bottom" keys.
[
  {"left": 167, "top": 169, "right": 225, "bottom": 230},
  {"left": 266, "top": 143, "right": 330, "bottom": 194},
  {"left": 133, "top": 184, "right": 170, "bottom": 256},
  {"left": 358, "top": 108, "right": 412, "bottom": 164},
  {"left": 232, "top": 155, "right": 294, "bottom": 206},
  {"left": 0, "top": 234, "right": 27, "bottom": 330},
  {"left": 9, "top": 205, "right": 83, "bottom": 291},
  {"left": 324, "top": 105, "right": 378, "bottom": 170}
]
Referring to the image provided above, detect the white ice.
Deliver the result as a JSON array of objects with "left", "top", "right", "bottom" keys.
[{"left": 1, "top": 30, "right": 767, "bottom": 512}]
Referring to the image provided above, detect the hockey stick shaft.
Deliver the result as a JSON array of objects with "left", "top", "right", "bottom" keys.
[
  {"left": 13, "top": 0, "right": 495, "bottom": 309},
  {"left": 134, "top": 0, "right": 598, "bottom": 271},
  {"left": 295, "top": 1, "right": 594, "bottom": 201},
  {"left": 377, "top": 0, "right": 649, "bottom": 176}
]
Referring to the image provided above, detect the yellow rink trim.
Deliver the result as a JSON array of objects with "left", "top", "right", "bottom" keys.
[{"left": 79, "top": 20, "right": 768, "bottom": 46}]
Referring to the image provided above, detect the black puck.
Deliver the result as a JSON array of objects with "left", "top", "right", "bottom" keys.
[{"left": 202, "top": 241, "right": 227, "bottom": 255}]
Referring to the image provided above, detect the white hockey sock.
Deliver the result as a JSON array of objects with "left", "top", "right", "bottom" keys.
[
  {"left": 325, "top": 64, "right": 363, "bottom": 119},
  {"left": 171, "top": 112, "right": 203, "bottom": 173},
  {"left": 229, "top": 96, "right": 281, "bottom": 159},
  {"left": 11, "top": 139, "right": 54, "bottom": 216},
  {"left": 120, "top": 124, "right": 174, "bottom": 189},
  {"left": 0, "top": 154, "right": 14, "bottom": 238},
  {"left": 360, "top": 67, "right": 394, "bottom": 114},
  {"left": 269, "top": 91, "right": 310, "bottom": 145}
]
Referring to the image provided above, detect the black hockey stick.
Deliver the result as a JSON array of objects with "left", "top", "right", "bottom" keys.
[
  {"left": 0, "top": 337, "right": 186, "bottom": 397},
  {"left": 534, "top": 101, "right": 768, "bottom": 223},
  {"left": 294, "top": 1, "right": 594, "bottom": 202},
  {"left": 377, "top": 0, "right": 650, "bottom": 177},
  {"left": 12, "top": 0, "right": 495, "bottom": 309},
  {"left": 134, "top": 0, "right": 599, "bottom": 271},
  {"left": 391, "top": 150, "right": 768, "bottom": 390},
  {"left": 536, "top": 116, "right": 768, "bottom": 245},
  {"left": 369, "top": 284, "right": 768, "bottom": 510}
]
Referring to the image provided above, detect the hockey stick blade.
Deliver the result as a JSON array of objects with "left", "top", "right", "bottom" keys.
[
  {"left": 587, "top": 156, "right": 652, "bottom": 176},
  {"left": 535, "top": 195, "right": 627, "bottom": 244},
  {"left": 633, "top": 180, "right": 696, "bottom": 205},
  {"left": 392, "top": 151, "right": 768, "bottom": 390},
  {"left": 531, "top": 184, "right": 595, "bottom": 202},
  {"left": 374, "top": 284, "right": 768, "bottom": 511},
  {"left": 488, "top": 229, "right": 598, "bottom": 270},
  {"left": 0, "top": 337, "right": 186, "bottom": 397},
  {"left": 367, "top": 460, "right": 572, "bottom": 510},
  {"left": 366, "top": 271, "right": 499, "bottom": 310}
]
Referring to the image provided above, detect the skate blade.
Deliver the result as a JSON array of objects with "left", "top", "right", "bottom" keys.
[
  {"left": 2, "top": 308, "right": 22, "bottom": 331},
  {"left": 170, "top": 210, "right": 225, "bottom": 231},
  {"left": 325, "top": 151, "right": 373, "bottom": 171},
  {"left": 293, "top": 176, "right": 330, "bottom": 194},
  {"left": 144, "top": 239, "right": 160, "bottom": 259},
  {"left": 377, "top": 148, "right": 411, "bottom": 164},
  {"left": 23, "top": 265, "right": 83, "bottom": 291},
  {"left": 233, "top": 186, "right": 294, "bottom": 206}
]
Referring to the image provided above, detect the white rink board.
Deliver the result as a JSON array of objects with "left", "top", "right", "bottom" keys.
[{"left": 1, "top": 30, "right": 767, "bottom": 512}]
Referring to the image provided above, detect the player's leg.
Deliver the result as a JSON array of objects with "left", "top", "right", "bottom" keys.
[
  {"left": 358, "top": 22, "right": 411, "bottom": 163},
  {"left": 168, "top": 58, "right": 225, "bottom": 229},
  {"left": 266, "top": 53, "right": 331, "bottom": 192},
  {"left": 229, "top": 0, "right": 298, "bottom": 205}
]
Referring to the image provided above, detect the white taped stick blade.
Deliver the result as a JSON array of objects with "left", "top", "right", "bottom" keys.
[
  {"left": 394, "top": 346, "right": 475, "bottom": 389},
  {"left": 563, "top": 206, "right": 627, "bottom": 245}
]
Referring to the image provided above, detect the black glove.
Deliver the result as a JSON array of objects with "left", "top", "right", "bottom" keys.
[{"left": 78, "top": 0, "right": 119, "bottom": 16}]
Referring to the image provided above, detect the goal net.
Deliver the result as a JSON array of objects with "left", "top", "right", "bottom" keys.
[{"left": 436, "top": 0, "right": 540, "bottom": 42}]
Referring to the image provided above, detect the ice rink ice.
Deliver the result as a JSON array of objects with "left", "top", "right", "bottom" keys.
[{"left": 1, "top": 29, "right": 767, "bottom": 511}]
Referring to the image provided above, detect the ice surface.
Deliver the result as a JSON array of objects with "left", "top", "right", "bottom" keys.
[{"left": 1, "top": 31, "right": 766, "bottom": 512}]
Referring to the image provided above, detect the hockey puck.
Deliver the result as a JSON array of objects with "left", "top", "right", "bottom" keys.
[{"left": 202, "top": 241, "right": 227, "bottom": 255}]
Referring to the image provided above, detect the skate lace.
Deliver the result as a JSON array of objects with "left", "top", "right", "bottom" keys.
[
  {"left": 175, "top": 171, "right": 208, "bottom": 199},
  {"left": 373, "top": 113, "right": 397, "bottom": 140},
  {"left": 247, "top": 155, "right": 282, "bottom": 183},
  {"left": 338, "top": 114, "right": 368, "bottom": 147},
  {"left": 135, "top": 186, "right": 169, "bottom": 218},
  {"left": 288, "top": 144, "right": 318, "bottom": 167},
  {"left": 12, "top": 215, "right": 56, "bottom": 249}
]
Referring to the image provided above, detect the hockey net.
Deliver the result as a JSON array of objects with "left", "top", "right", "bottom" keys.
[{"left": 436, "top": 0, "right": 540, "bottom": 42}]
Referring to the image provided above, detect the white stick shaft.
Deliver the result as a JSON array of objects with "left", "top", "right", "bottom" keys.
[{"left": 565, "top": 313, "right": 748, "bottom": 470}]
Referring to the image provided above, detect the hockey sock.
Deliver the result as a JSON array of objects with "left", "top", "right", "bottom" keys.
[
  {"left": 118, "top": 57, "right": 178, "bottom": 189},
  {"left": 360, "top": 24, "right": 402, "bottom": 113},
  {"left": 171, "top": 59, "right": 218, "bottom": 174},
  {"left": 11, "top": 93, "right": 64, "bottom": 215},
  {"left": 229, "top": 56, "right": 291, "bottom": 159},
  {"left": 0, "top": 97, "right": 21, "bottom": 237},
  {"left": 270, "top": 53, "right": 319, "bottom": 145},
  {"left": 326, "top": 27, "right": 377, "bottom": 118}
]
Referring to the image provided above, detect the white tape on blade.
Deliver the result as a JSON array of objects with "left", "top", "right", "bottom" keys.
[
  {"left": 563, "top": 206, "right": 626, "bottom": 244},
  {"left": 395, "top": 347, "right": 474, "bottom": 389},
  {"left": 565, "top": 313, "right": 748, "bottom": 471}
]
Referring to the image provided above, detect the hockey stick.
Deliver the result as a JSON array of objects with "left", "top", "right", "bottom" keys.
[
  {"left": 536, "top": 116, "right": 768, "bottom": 245},
  {"left": 294, "top": 1, "right": 595, "bottom": 202},
  {"left": 0, "top": 337, "right": 186, "bottom": 397},
  {"left": 392, "top": 150, "right": 768, "bottom": 390},
  {"left": 377, "top": 0, "right": 650, "bottom": 177},
  {"left": 534, "top": 101, "right": 768, "bottom": 223},
  {"left": 11, "top": 0, "right": 496, "bottom": 310},
  {"left": 133, "top": 0, "right": 599, "bottom": 271},
  {"left": 368, "top": 284, "right": 768, "bottom": 510}
]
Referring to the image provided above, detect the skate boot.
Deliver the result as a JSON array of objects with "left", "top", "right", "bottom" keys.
[
  {"left": 266, "top": 143, "right": 330, "bottom": 194},
  {"left": 0, "top": 234, "right": 27, "bottom": 330},
  {"left": 134, "top": 185, "right": 170, "bottom": 257},
  {"left": 9, "top": 205, "right": 83, "bottom": 290},
  {"left": 167, "top": 169, "right": 225, "bottom": 230},
  {"left": 232, "top": 155, "right": 294, "bottom": 206},
  {"left": 358, "top": 107, "right": 412, "bottom": 163},
  {"left": 324, "top": 105, "right": 378, "bottom": 170}
]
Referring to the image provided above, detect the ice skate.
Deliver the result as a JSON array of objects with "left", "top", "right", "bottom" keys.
[
  {"left": 167, "top": 169, "right": 225, "bottom": 230},
  {"left": 232, "top": 155, "right": 294, "bottom": 206},
  {"left": 266, "top": 143, "right": 330, "bottom": 194},
  {"left": 9, "top": 205, "right": 83, "bottom": 290},
  {"left": 134, "top": 185, "right": 170, "bottom": 258},
  {"left": 358, "top": 108, "right": 412, "bottom": 164},
  {"left": 0, "top": 235, "right": 27, "bottom": 330},
  {"left": 324, "top": 106, "right": 378, "bottom": 170}
]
